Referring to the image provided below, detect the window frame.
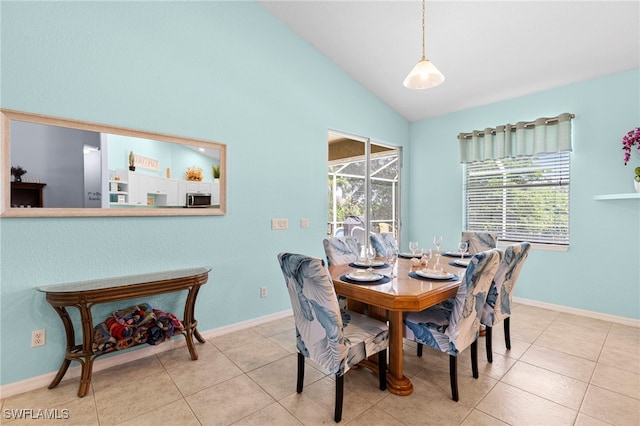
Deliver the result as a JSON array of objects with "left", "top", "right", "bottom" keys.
[{"left": 463, "top": 151, "right": 571, "bottom": 251}]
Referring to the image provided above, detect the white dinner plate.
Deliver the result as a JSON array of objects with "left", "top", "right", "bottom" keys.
[
  {"left": 353, "top": 260, "right": 385, "bottom": 267},
  {"left": 415, "top": 269, "right": 454, "bottom": 280},
  {"left": 454, "top": 259, "right": 470, "bottom": 267},
  {"left": 399, "top": 252, "right": 422, "bottom": 258},
  {"left": 346, "top": 271, "right": 384, "bottom": 282},
  {"left": 445, "top": 251, "right": 472, "bottom": 258}
]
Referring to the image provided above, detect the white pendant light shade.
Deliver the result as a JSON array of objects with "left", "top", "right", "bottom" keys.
[{"left": 403, "top": 58, "right": 444, "bottom": 89}]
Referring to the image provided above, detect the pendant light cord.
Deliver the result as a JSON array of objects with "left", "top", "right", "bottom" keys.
[{"left": 421, "top": 0, "right": 426, "bottom": 60}]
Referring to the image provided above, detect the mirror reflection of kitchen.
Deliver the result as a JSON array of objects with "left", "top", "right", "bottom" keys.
[{"left": 10, "top": 120, "right": 221, "bottom": 209}]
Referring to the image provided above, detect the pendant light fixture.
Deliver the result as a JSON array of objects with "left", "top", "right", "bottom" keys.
[{"left": 403, "top": 0, "right": 444, "bottom": 89}]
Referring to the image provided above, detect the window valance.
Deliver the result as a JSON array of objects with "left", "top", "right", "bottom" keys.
[{"left": 458, "top": 113, "right": 574, "bottom": 163}]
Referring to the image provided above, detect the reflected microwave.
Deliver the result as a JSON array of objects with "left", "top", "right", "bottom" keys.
[{"left": 186, "top": 193, "right": 211, "bottom": 208}]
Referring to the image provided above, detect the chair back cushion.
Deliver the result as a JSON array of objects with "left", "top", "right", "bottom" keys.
[
  {"left": 446, "top": 249, "right": 502, "bottom": 353},
  {"left": 369, "top": 232, "right": 397, "bottom": 257},
  {"left": 482, "top": 242, "right": 531, "bottom": 326},
  {"left": 277, "top": 253, "right": 348, "bottom": 374},
  {"left": 461, "top": 231, "right": 497, "bottom": 254},
  {"left": 323, "top": 236, "right": 360, "bottom": 266}
]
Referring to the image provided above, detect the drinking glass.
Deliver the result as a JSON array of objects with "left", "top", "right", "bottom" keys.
[
  {"left": 458, "top": 242, "right": 469, "bottom": 260},
  {"left": 386, "top": 249, "right": 398, "bottom": 278},
  {"left": 433, "top": 236, "right": 443, "bottom": 254},
  {"left": 409, "top": 241, "right": 419, "bottom": 255},
  {"left": 366, "top": 246, "right": 376, "bottom": 272},
  {"left": 422, "top": 249, "right": 432, "bottom": 269}
]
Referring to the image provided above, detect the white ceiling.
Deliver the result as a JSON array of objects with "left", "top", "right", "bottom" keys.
[{"left": 260, "top": 0, "right": 640, "bottom": 122}]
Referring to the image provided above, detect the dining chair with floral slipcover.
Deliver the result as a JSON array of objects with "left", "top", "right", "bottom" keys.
[
  {"left": 323, "top": 236, "right": 361, "bottom": 266},
  {"left": 277, "top": 253, "right": 389, "bottom": 422},
  {"left": 404, "top": 249, "right": 502, "bottom": 401},
  {"left": 481, "top": 242, "right": 531, "bottom": 363},
  {"left": 369, "top": 232, "right": 398, "bottom": 258},
  {"left": 460, "top": 231, "right": 498, "bottom": 254}
]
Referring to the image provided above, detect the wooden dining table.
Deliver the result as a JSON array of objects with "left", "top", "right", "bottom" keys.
[{"left": 328, "top": 254, "right": 465, "bottom": 396}]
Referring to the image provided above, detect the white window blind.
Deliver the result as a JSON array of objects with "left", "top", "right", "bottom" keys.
[{"left": 464, "top": 152, "right": 570, "bottom": 245}]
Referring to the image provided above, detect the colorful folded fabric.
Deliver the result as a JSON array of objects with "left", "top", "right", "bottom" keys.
[{"left": 92, "top": 303, "right": 184, "bottom": 352}]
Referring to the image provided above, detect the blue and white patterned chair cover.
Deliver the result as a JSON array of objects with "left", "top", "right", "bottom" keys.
[
  {"left": 404, "top": 249, "right": 502, "bottom": 401},
  {"left": 369, "top": 232, "right": 398, "bottom": 257},
  {"left": 481, "top": 242, "right": 531, "bottom": 362},
  {"left": 277, "top": 252, "right": 388, "bottom": 422},
  {"left": 323, "top": 236, "right": 361, "bottom": 266},
  {"left": 461, "top": 231, "right": 498, "bottom": 254}
]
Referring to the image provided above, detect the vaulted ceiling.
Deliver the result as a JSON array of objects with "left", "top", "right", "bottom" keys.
[{"left": 260, "top": 1, "right": 640, "bottom": 123}]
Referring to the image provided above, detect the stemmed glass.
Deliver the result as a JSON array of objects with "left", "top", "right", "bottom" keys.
[
  {"left": 409, "top": 241, "right": 419, "bottom": 255},
  {"left": 422, "top": 249, "right": 432, "bottom": 270},
  {"left": 386, "top": 248, "right": 398, "bottom": 278},
  {"left": 458, "top": 242, "right": 469, "bottom": 260},
  {"left": 366, "top": 246, "right": 376, "bottom": 272},
  {"left": 433, "top": 236, "right": 443, "bottom": 270}
]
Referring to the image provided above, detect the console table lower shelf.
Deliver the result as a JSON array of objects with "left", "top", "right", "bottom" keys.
[{"left": 36, "top": 267, "right": 211, "bottom": 397}]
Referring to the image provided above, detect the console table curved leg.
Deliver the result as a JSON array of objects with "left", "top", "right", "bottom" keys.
[
  {"left": 183, "top": 283, "right": 205, "bottom": 359},
  {"left": 48, "top": 307, "right": 75, "bottom": 389}
]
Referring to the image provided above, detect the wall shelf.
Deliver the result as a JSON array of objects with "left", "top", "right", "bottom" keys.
[{"left": 593, "top": 193, "right": 640, "bottom": 200}]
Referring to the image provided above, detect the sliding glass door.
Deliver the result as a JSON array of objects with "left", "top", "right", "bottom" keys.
[{"left": 327, "top": 131, "right": 401, "bottom": 248}]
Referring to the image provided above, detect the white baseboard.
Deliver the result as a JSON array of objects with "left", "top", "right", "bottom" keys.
[
  {"left": 0, "top": 309, "right": 293, "bottom": 400},
  {"left": 514, "top": 297, "right": 640, "bottom": 328}
]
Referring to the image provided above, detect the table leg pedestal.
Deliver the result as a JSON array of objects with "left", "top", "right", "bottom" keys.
[{"left": 386, "top": 310, "right": 413, "bottom": 396}]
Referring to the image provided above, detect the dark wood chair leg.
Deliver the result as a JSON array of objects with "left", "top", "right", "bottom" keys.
[
  {"left": 504, "top": 317, "right": 511, "bottom": 350},
  {"left": 378, "top": 349, "right": 387, "bottom": 391},
  {"left": 334, "top": 374, "right": 344, "bottom": 422},
  {"left": 485, "top": 325, "right": 493, "bottom": 363},
  {"left": 449, "top": 355, "right": 459, "bottom": 402},
  {"left": 417, "top": 343, "right": 423, "bottom": 357},
  {"left": 471, "top": 340, "right": 479, "bottom": 379},
  {"left": 296, "top": 352, "right": 305, "bottom": 393}
]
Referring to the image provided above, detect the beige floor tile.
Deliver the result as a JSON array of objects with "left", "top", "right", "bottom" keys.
[
  {"left": 520, "top": 344, "right": 596, "bottom": 382},
  {"left": 534, "top": 328, "right": 604, "bottom": 361},
  {"left": 573, "top": 412, "right": 616, "bottom": 426},
  {"left": 460, "top": 409, "right": 509, "bottom": 426},
  {"left": 222, "top": 337, "right": 290, "bottom": 372},
  {"left": 267, "top": 329, "right": 298, "bottom": 354},
  {"left": 476, "top": 382, "right": 577, "bottom": 425},
  {"left": 246, "top": 354, "right": 325, "bottom": 401},
  {"left": 485, "top": 334, "right": 531, "bottom": 360},
  {"left": 166, "top": 349, "right": 244, "bottom": 396},
  {"left": 375, "top": 375, "right": 482, "bottom": 425},
  {"left": 91, "top": 355, "right": 166, "bottom": 392},
  {"left": 598, "top": 333, "right": 640, "bottom": 375},
  {"left": 1, "top": 378, "right": 86, "bottom": 412},
  {"left": 231, "top": 402, "right": 302, "bottom": 426},
  {"left": 501, "top": 361, "right": 588, "bottom": 410},
  {"left": 209, "top": 328, "right": 263, "bottom": 353},
  {"left": 186, "top": 375, "right": 274, "bottom": 426},
  {"left": 278, "top": 376, "right": 371, "bottom": 424},
  {"left": 94, "top": 372, "right": 182, "bottom": 425},
  {"left": 116, "top": 398, "right": 199, "bottom": 426},
  {"left": 253, "top": 317, "right": 295, "bottom": 338},
  {"left": 156, "top": 340, "right": 220, "bottom": 370},
  {"left": 460, "top": 349, "right": 518, "bottom": 381},
  {"left": 346, "top": 406, "right": 405, "bottom": 426},
  {"left": 590, "top": 363, "right": 640, "bottom": 400},
  {"left": 580, "top": 385, "right": 640, "bottom": 426}
]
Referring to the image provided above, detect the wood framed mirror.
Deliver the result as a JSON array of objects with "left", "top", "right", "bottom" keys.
[{"left": 1, "top": 109, "right": 227, "bottom": 217}]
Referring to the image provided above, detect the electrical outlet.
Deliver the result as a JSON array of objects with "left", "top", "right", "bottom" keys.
[
  {"left": 271, "top": 218, "right": 288, "bottom": 230},
  {"left": 32, "top": 329, "right": 45, "bottom": 347},
  {"left": 260, "top": 287, "right": 268, "bottom": 298},
  {"left": 300, "top": 218, "right": 309, "bottom": 229}
]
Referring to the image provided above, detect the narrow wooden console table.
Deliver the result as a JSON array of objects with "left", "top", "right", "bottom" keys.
[{"left": 36, "top": 267, "right": 210, "bottom": 397}]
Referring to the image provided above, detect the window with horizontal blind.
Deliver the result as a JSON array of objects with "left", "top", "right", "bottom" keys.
[{"left": 464, "top": 151, "right": 570, "bottom": 246}]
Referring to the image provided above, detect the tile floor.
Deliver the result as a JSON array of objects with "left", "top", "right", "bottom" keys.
[{"left": 1, "top": 304, "right": 639, "bottom": 425}]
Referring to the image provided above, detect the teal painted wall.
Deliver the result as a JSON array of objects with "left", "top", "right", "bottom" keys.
[
  {"left": 0, "top": 1, "right": 409, "bottom": 386},
  {"left": 408, "top": 69, "right": 640, "bottom": 319},
  {"left": 1, "top": 0, "right": 638, "bottom": 389}
]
